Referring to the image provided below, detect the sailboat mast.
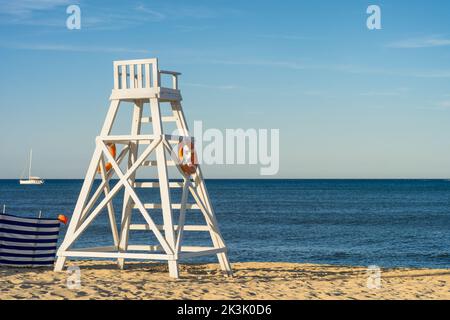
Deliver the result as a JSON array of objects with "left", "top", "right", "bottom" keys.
[{"left": 29, "top": 149, "right": 32, "bottom": 179}]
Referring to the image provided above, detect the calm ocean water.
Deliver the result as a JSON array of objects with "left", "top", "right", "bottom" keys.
[{"left": 1, "top": 179, "right": 450, "bottom": 269}]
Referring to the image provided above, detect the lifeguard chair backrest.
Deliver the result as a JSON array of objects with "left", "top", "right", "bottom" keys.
[{"left": 113, "top": 58, "right": 159, "bottom": 90}]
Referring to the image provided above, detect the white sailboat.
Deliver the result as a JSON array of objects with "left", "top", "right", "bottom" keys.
[{"left": 19, "top": 149, "right": 44, "bottom": 185}]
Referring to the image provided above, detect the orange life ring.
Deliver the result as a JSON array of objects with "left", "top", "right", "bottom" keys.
[
  {"left": 178, "top": 141, "right": 197, "bottom": 175},
  {"left": 98, "top": 143, "right": 116, "bottom": 173}
]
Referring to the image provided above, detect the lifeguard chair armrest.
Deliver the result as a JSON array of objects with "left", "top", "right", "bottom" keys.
[{"left": 159, "top": 70, "right": 182, "bottom": 76}]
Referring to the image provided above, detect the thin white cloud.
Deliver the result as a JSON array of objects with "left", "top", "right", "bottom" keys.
[
  {"left": 163, "top": 5, "right": 217, "bottom": 19},
  {"left": 175, "top": 25, "right": 212, "bottom": 33},
  {"left": 359, "top": 88, "right": 410, "bottom": 97},
  {"left": 258, "top": 34, "right": 310, "bottom": 41},
  {"left": 437, "top": 100, "right": 450, "bottom": 109},
  {"left": 0, "top": 0, "right": 71, "bottom": 17},
  {"left": 419, "top": 101, "right": 450, "bottom": 111},
  {"left": 184, "top": 82, "right": 237, "bottom": 90},
  {"left": 0, "top": 0, "right": 71, "bottom": 26},
  {"left": 135, "top": 3, "right": 241, "bottom": 20},
  {"left": 80, "top": 10, "right": 166, "bottom": 30},
  {"left": 359, "top": 92, "right": 400, "bottom": 97},
  {"left": 85, "top": 4, "right": 238, "bottom": 30},
  {"left": 1, "top": 42, "right": 149, "bottom": 54},
  {"left": 0, "top": 5, "right": 165, "bottom": 30},
  {"left": 205, "top": 58, "right": 450, "bottom": 78},
  {"left": 0, "top": 2, "right": 237, "bottom": 29},
  {"left": 388, "top": 36, "right": 450, "bottom": 49},
  {"left": 135, "top": 5, "right": 166, "bottom": 21},
  {"left": 302, "top": 90, "right": 324, "bottom": 96},
  {"left": 206, "top": 59, "right": 307, "bottom": 70}
]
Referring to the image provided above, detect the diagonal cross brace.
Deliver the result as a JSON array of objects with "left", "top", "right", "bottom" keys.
[
  {"left": 99, "top": 137, "right": 174, "bottom": 255},
  {"left": 98, "top": 156, "right": 119, "bottom": 246},
  {"left": 78, "top": 145, "right": 130, "bottom": 227},
  {"left": 59, "top": 137, "right": 173, "bottom": 254},
  {"left": 162, "top": 139, "right": 225, "bottom": 246}
]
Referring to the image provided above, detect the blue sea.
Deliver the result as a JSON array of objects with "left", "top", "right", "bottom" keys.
[{"left": 1, "top": 179, "right": 450, "bottom": 269}]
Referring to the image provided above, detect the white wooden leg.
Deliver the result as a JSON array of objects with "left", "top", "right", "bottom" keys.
[
  {"left": 99, "top": 156, "right": 119, "bottom": 246},
  {"left": 54, "top": 256, "right": 67, "bottom": 272},
  {"left": 57, "top": 100, "right": 120, "bottom": 263},
  {"left": 56, "top": 145, "right": 104, "bottom": 256},
  {"left": 117, "top": 208, "right": 132, "bottom": 269},
  {"left": 190, "top": 184, "right": 232, "bottom": 275},
  {"left": 151, "top": 98, "right": 178, "bottom": 271},
  {"left": 118, "top": 100, "right": 143, "bottom": 269},
  {"left": 197, "top": 180, "right": 233, "bottom": 275},
  {"left": 171, "top": 100, "right": 233, "bottom": 276},
  {"left": 218, "top": 253, "right": 233, "bottom": 276},
  {"left": 168, "top": 260, "right": 179, "bottom": 278}
]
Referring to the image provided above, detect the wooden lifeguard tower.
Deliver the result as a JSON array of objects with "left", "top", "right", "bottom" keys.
[{"left": 54, "top": 58, "right": 232, "bottom": 278}]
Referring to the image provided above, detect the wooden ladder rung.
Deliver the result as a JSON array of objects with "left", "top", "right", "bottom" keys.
[
  {"left": 141, "top": 116, "right": 178, "bottom": 123},
  {"left": 141, "top": 160, "right": 176, "bottom": 167},
  {"left": 133, "top": 203, "right": 200, "bottom": 210},
  {"left": 134, "top": 182, "right": 184, "bottom": 188},
  {"left": 130, "top": 224, "right": 209, "bottom": 231}
]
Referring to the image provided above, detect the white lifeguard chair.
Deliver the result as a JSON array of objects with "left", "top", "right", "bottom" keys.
[{"left": 54, "top": 58, "right": 232, "bottom": 278}]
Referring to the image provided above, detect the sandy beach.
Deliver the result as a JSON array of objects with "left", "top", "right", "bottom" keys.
[{"left": 1, "top": 261, "right": 449, "bottom": 300}]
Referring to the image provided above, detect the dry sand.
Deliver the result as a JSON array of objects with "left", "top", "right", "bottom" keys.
[{"left": 1, "top": 261, "right": 450, "bottom": 300}]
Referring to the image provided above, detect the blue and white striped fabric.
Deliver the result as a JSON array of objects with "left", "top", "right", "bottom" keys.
[{"left": 0, "top": 213, "right": 60, "bottom": 267}]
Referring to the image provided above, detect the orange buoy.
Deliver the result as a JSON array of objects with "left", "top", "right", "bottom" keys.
[
  {"left": 98, "top": 143, "right": 116, "bottom": 174},
  {"left": 58, "top": 214, "right": 68, "bottom": 225},
  {"left": 178, "top": 141, "right": 198, "bottom": 175}
]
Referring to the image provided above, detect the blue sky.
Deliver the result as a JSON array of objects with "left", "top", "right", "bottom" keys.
[{"left": 1, "top": 0, "right": 450, "bottom": 178}]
